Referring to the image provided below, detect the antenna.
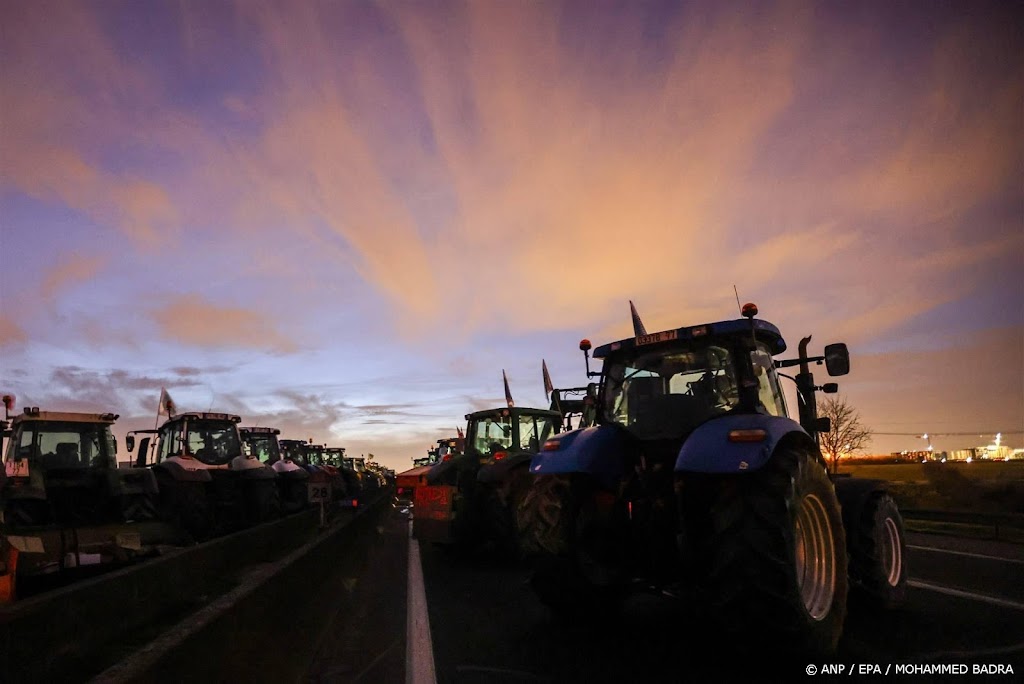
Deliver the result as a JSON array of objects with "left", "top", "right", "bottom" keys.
[{"left": 733, "top": 285, "right": 742, "bottom": 316}]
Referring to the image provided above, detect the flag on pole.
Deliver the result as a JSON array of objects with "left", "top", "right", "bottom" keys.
[
  {"left": 157, "top": 388, "right": 175, "bottom": 417},
  {"left": 503, "top": 370, "right": 514, "bottom": 408},
  {"left": 542, "top": 360, "right": 554, "bottom": 400},
  {"left": 629, "top": 300, "right": 647, "bottom": 336}
]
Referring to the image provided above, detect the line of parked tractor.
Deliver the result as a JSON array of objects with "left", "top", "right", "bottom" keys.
[
  {"left": 0, "top": 401, "right": 393, "bottom": 603},
  {"left": 399, "top": 301, "right": 909, "bottom": 658}
]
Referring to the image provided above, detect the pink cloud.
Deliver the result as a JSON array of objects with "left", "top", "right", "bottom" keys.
[
  {"left": 0, "top": 316, "right": 26, "bottom": 347},
  {"left": 41, "top": 254, "right": 107, "bottom": 300},
  {"left": 150, "top": 294, "right": 297, "bottom": 353}
]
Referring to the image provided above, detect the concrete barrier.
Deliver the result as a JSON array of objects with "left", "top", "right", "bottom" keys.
[
  {"left": 0, "top": 496, "right": 386, "bottom": 683},
  {"left": 89, "top": 491, "right": 392, "bottom": 682}
]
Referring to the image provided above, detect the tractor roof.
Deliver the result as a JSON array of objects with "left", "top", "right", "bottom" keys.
[
  {"left": 592, "top": 318, "right": 786, "bottom": 359},
  {"left": 11, "top": 410, "right": 119, "bottom": 425},
  {"left": 239, "top": 426, "right": 281, "bottom": 435},
  {"left": 163, "top": 412, "right": 242, "bottom": 424},
  {"left": 465, "top": 406, "right": 562, "bottom": 421}
]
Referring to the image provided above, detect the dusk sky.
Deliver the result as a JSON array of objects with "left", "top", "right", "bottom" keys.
[{"left": 1, "top": 0, "right": 1021, "bottom": 472}]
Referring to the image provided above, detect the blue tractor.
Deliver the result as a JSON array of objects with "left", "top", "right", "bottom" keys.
[{"left": 519, "top": 303, "right": 906, "bottom": 656}]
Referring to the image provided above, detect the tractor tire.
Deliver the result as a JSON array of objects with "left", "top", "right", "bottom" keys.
[
  {"left": 488, "top": 465, "right": 532, "bottom": 561},
  {"left": 247, "top": 479, "right": 282, "bottom": 525},
  {"left": 848, "top": 492, "right": 907, "bottom": 609},
  {"left": 697, "top": 448, "right": 848, "bottom": 657},
  {"left": 155, "top": 471, "right": 211, "bottom": 542},
  {"left": 518, "top": 475, "right": 626, "bottom": 618}
]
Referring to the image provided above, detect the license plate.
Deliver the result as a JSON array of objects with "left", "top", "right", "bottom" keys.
[{"left": 636, "top": 330, "right": 678, "bottom": 346}]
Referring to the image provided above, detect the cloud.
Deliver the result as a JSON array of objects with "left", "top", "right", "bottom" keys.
[
  {"left": 150, "top": 294, "right": 297, "bottom": 353},
  {"left": 41, "top": 254, "right": 107, "bottom": 300},
  {"left": 0, "top": 316, "right": 26, "bottom": 347}
]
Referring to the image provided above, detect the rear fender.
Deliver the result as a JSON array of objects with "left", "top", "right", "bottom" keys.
[
  {"left": 527, "top": 425, "right": 629, "bottom": 490},
  {"left": 153, "top": 461, "right": 212, "bottom": 483},
  {"left": 477, "top": 451, "right": 532, "bottom": 484},
  {"left": 675, "top": 414, "right": 813, "bottom": 474},
  {"left": 833, "top": 476, "right": 889, "bottom": 533},
  {"left": 106, "top": 468, "right": 159, "bottom": 495}
]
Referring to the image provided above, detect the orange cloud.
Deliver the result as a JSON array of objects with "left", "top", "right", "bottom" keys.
[
  {"left": 150, "top": 294, "right": 297, "bottom": 353},
  {"left": 0, "top": 316, "right": 26, "bottom": 347},
  {"left": 41, "top": 254, "right": 107, "bottom": 300}
]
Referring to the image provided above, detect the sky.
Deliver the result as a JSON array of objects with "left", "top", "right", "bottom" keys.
[{"left": 1, "top": 0, "right": 1021, "bottom": 472}]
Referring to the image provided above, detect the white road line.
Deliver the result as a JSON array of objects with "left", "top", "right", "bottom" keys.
[
  {"left": 908, "top": 580, "right": 1024, "bottom": 611},
  {"left": 907, "top": 544, "right": 1024, "bottom": 565},
  {"left": 406, "top": 518, "right": 437, "bottom": 684}
]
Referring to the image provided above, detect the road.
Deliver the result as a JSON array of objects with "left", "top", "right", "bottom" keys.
[{"left": 306, "top": 505, "right": 1023, "bottom": 683}]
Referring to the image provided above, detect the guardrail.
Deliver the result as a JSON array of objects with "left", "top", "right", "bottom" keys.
[
  {"left": 901, "top": 509, "right": 1024, "bottom": 543},
  {"left": 1, "top": 490, "right": 393, "bottom": 684}
]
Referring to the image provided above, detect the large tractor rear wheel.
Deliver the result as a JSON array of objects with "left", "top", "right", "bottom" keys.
[
  {"left": 488, "top": 465, "right": 532, "bottom": 560},
  {"left": 155, "top": 471, "right": 211, "bottom": 542},
  {"left": 247, "top": 479, "right": 282, "bottom": 525},
  {"left": 848, "top": 492, "right": 906, "bottom": 609},
  {"left": 519, "top": 475, "right": 626, "bottom": 618},
  {"left": 696, "top": 448, "right": 848, "bottom": 656}
]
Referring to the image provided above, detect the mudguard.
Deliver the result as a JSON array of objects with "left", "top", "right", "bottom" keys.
[
  {"left": 675, "top": 414, "right": 810, "bottom": 474},
  {"left": 234, "top": 466, "right": 278, "bottom": 481},
  {"left": 153, "top": 461, "right": 213, "bottom": 483},
  {"left": 106, "top": 468, "right": 159, "bottom": 495},
  {"left": 832, "top": 475, "right": 888, "bottom": 533},
  {"left": 527, "top": 425, "right": 630, "bottom": 490},
  {"left": 477, "top": 451, "right": 532, "bottom": 484}
]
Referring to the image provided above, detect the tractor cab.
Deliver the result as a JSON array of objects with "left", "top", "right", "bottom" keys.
[
  {"left": 2, "top": 409, "right": 153, "bottom": 527},
  {"left": 240, "top": 427, "right": 309, "bottom": 513},
  {"left": 135, "top": 413, "right": 280, "bottom": 539},
  {"left": 415, "top": 406, "right": 560, "bottom": 551}
]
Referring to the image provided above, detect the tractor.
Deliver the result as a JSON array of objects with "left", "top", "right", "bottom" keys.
[
  {"left": 415, "top": 403, "right": 561, "bottom": 557},
  {"left": 239, "top": 426, "right": 309, "bottom": 514},
  {"left": 519, "top": 303, "right": 907, "bottom": 656},
  {"left": 324, "top": 446, "right": 361, "bottom": 509},
  {"left": 1, "top": 403, "right": 175, "bottom": 601},
  {"left": 128, "top": 412, "right": 281, "bottom": 541}
]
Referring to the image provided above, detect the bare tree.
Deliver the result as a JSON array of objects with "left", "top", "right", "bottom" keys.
[{"left": 818, "top": 395, "right": 872, "bottom": 474}]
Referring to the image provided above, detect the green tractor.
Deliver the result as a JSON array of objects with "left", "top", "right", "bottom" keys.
[{"left": 415, "top": 374, "right": 562, "bottom": 557}]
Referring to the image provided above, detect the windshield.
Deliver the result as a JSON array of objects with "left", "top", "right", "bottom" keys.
[
  {"left": 602, "top": 344, "right": 740, "bottom": 439},
  {"left": 517, "top": 414, "right": 556, "bottom": 452},
  {"left": 242, "top": 433, "right": 279, "bottom": 464},
  {"left": 470, "top": 413, "right": 556, "bottom": 454},
  {"left": 185, "top": 420, "right": 241, "bottom": 465},
  {"left": 7, "top": 420, "right": 115, "bottom": 469}
]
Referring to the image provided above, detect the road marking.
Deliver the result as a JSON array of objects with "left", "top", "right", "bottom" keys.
[
  {"left": 908, "top": 579, "right": 1024, "bottom": 611},
  {"left": 406, "top": 518, "right": 437, "bottom": 684},
  {"left": 908, "top": 544, "right": 1024, "bottom": 565}
]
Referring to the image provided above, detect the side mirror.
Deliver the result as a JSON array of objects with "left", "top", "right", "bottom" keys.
[
  {"left": 821, "top": 383, "right": 839, "bottom": 394},
  {"left": 824, "top": 343, "right": 850, "bottom": 376},
  {"left": 814, "top": 416, "right": 831, "bottom": 433},
  {"left": 126, "top": 434, "right": 136, "bottom": 452}
]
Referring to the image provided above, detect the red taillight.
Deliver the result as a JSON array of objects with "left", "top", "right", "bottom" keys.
[
  {"left": 542, "top": 440, "right": 561, "bottom": 451},
  {"left": 728, "top": 429, "right": 767, "bottom": 443},
  {"left": 493, "top": 451, "right": 507, "bottom": 461},
  {"left": 442, "top": 454, "right": 452, "bottom": 462}
]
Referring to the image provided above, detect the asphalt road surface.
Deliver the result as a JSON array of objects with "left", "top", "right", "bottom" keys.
[{"left": 306, "top": 505, "right": 1023, "bottom": 683}]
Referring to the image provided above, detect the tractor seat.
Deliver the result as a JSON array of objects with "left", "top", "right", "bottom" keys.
[{"left": 47, "top": 442, "right": 82, "bottom": 468}]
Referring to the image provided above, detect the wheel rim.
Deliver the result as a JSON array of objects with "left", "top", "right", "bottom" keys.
[
  {"left": 882, "top": 516, "right": 903, "bottom": 587},
  {"left": 794, "top": 493, "right": 837, "bottom": 620}
]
